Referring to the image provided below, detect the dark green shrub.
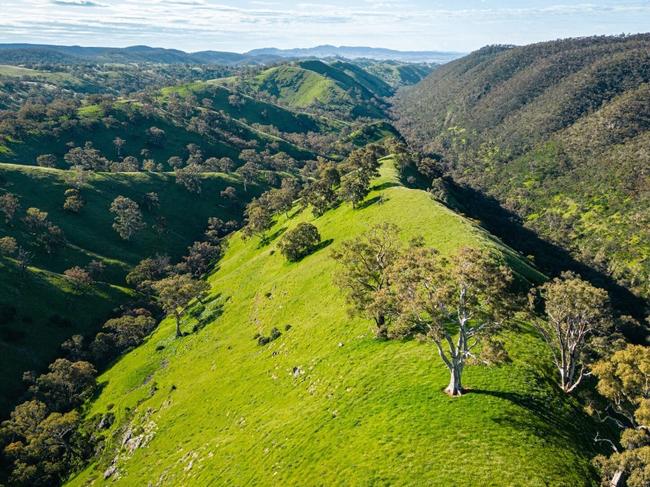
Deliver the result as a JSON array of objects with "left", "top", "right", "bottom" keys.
[{"left": 278, "top": 222, "right": 321, "bottom": 262}]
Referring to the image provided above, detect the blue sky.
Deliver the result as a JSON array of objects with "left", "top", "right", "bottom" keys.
[{"left": 1, "top": 0, "right": 649, "bottom": 52}]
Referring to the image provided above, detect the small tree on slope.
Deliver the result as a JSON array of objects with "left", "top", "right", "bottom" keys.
[
  {"left": 529, "top": 272, "right": 612, "bottom": 393},
  {"left": 331, "top": 223, "right": 402, "bottom": 339},
  {"left": 153, "top": 274, "right": 209, "bottom": 338},
  {"left": 109, "top": 196, "right": 145, "bottom": 240}
]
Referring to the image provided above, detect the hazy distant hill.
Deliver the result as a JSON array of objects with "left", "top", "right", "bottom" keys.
[
  {"left": 0, "top": 44, "right": 281, "bottom": 65},
  {"left": 0, "top": 43, "right": 460, "bottom": 66},
  {"left": 246, "top": 45, "right": 463, "bottom": 63}
]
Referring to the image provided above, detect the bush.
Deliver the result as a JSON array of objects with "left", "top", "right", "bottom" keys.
[
  {"left": 278, "top": 223, "right": 321, "bottom": 262},
  {"left": 0, "top": 236, "right": 18, "bottom": 256}
]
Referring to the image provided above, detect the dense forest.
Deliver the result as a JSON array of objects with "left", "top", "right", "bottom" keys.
[{"left": 394, "top": 34, "right": 650, "bottom": 305}]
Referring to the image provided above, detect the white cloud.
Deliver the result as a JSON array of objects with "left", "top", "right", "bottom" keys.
[{"left": 0, "top": 1, "right": 648, "bottom": 52}]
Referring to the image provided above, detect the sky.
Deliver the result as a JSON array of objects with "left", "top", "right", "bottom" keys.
[{"left": 0, "top": 0, "right": 649, "bottom": 53}]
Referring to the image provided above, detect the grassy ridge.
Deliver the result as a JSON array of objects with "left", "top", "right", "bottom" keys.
[
  {"left": 0, "top": 163, "right": 255, "bottom": 413},
  {"left": 68, "top": 159, "right": 601, "bottom": 486},
  {"left": 218, "top": 60, "right": 388, "bottom": 119}
]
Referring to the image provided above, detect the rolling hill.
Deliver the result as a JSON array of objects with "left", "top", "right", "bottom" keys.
[
  {"left": 394, "top": 34, "right": 650, "bottom": 305},
  {"left": 0, "top": 163, "right": 256, "bottom": 414},
  {"left": 67, "top": 158, "right": 604, "bottom": 486},
  {"left": 218, "top": 60, "right": 393, "bottom": 119},
  {"left": 0, "top": 83, "right": 323, "bottom": 169},
  {"left": 0, "top": 43, "right": 459, "bottom": 66}
]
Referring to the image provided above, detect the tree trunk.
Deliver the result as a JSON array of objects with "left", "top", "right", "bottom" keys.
[
  {"left": 445, "top": 362, "right": 463, "bottom": 396},
  {"left": 374, "top": 314, "right": 388, "bottom": 339}
]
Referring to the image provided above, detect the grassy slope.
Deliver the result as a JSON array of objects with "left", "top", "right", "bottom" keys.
[
  {"left": 0, "top": 97, "right": 316, "bottom": 168},
  {"left": 69, "top": 159, "right": 600, "bottom": 486},
  {"left": 0, "top": 64, "right": 83, "bottom": 85},
  {"left": 219, "top": 61, "right": 386, "bottom": 119},
  {"left": 0, "top": 163, "right": 255, "bottom": 413}
]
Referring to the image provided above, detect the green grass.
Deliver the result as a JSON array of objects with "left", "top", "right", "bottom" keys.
[
  {"left": 0, "top": 163, "right": 259, "bottom": 414},
  {"left": 68, "top": 158, "right": 601, "bottom": 486},
  {"left": 219, "top": 61, "right": 386, "bottom": 119},
  {"left": 0, "top": 65, "right": 80, "bottom": 85},
  {"left": 0, "top": 94, "right": 318, "bottom": 168}
]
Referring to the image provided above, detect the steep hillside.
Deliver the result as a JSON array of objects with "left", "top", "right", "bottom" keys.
[
  {"left": 219, "top": 60, "right": 389, "bottom": 119},
  {"left": 0, "top": 87, "right": 320, "bottom": 168},
  {"left": 394, "top": 34, "right": 650, "bottom": 304},
  {"left": 68, "top": 159, "right": 603, "bottom": 486},
  {"left": 0, "top": 163, "right": 254, "bottom": 413},
  {"left": 350, "top": 59, "right": 435, "bottom": 89}
]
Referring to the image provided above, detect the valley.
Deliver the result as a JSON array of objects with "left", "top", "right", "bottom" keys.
[{"left": 0, "top": 32, "right": 648, "bottom": 487}]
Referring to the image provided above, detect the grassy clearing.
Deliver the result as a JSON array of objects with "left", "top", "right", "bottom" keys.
[{"left": 69, "top": 158, "right": 601, "bottom": 486}]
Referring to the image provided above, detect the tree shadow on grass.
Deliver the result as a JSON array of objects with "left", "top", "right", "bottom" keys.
[
  {"left": 258, "top": 227, "right": 287, "bottom": 248},
  {"left": 286, "top": 239, "right": 335, "bottom": 263},
  {"left": 471, "top": 386, "right": 606, "bottom": 456},
  {"left": 371, "top": 181, "right": 400, "bottom": 191},
  {"left": 357, "top": 195, "right": 386, "bottom": 210},
  {"left": 313, "top": 238, "right": 334, "bottom": 254}
]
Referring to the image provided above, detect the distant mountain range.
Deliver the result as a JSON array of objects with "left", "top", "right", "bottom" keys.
[
  {"left": 0, "top": 43, "right": 461, "bottom": 65},
  {"left": 245, "top": 45, "right": 464, "bottom": 63}
]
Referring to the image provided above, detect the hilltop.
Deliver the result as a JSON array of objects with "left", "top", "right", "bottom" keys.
[
  {"left": 394, "top": 33, "right": 650, "bottom": 305},
  {"left": 67, "top": 159, "right": 603, "bottom": 486},
  {"left": 217, "top": 60, "right": 395, "bottom": 119}
]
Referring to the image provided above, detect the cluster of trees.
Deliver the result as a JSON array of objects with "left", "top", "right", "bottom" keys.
[
  {"left": 333, "top": 222, "right": 650, "bottom": 481},
  {"left": 0, "top": 210, "right": 228, "bottom": 482},
  {"left": 240, "top": 144, "right": 386, "bottom": 242},
  {"left": 0, "top": 192, "right": 66, "bottom": 256},
  {"left": 0, "top": 359, "right": 98, "bottom": 485},
  {"left": 332, "top": 224, "right": 514, "bottom": 395}
]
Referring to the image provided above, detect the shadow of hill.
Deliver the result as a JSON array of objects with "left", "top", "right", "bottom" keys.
[{"left": 446, "top": 180, "right": 648, "bottom": 338}]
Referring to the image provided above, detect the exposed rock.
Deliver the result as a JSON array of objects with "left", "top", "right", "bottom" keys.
[{"left": 103, "top": 464, "right": 117, "bottom": 480}]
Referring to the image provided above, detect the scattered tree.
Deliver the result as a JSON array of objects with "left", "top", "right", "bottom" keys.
[
  {"left": 0, "top": 192, "right": 20, "bottom": 223},
  {"left": 220, "top": 186, "right": 237, "bottom": 200},
  {"left": 340, "top": 172, "right": 370, "bottom": 208},
  {"left": 112, "top": 137, "right": 125, "bottom": 158},
  {"left": 36, "top": 154, "right": 57, "bottom": 168},
  {"left": 126, "top": 254, "right": 171, "bottom": 293},
  {"left": 530, "top": 272, "right": 613, "bottom": 393},
  {"left": 236, "top": 161, "right": 260, "bottom": 192},
  {"left": 331, "top": 223, "right": 402, "bottom": 338},
  {"left": 64, "top": 266, "right": 93, "bottom": 291},
  {"left": 242, "top": 198, "right": 274, "bottom": 240},
  {"left": 388, "top": 246, "right": 513, "bottom": 396},
  {"left": 180, "top": 241, "right": 221, "bottom": 277},
  {"left": 176, "top": 164, "right": 202, "bottom": 193},
  {"left": 63, "top": 188, "right": 84, "bottom": 213},
  {"left": 279, "top": 223, "right": 321, "bottom": 262},
  {"left": 109, "top": 196, "right": 145, "bottom": 240},
  {"left": 0, "top": 236, "right": 18, "bottom": 256},
  {"left": 152, "top": 274, "right": 210, "bottom": 337},
  {"left": 167, "top": 156, "right": 184, "bottom": 170},
  {"left": 27, "top": 358, "right": 96, "bottom": 412}
]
